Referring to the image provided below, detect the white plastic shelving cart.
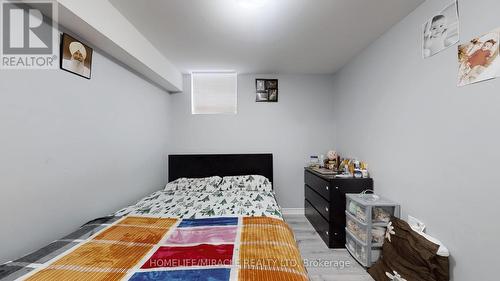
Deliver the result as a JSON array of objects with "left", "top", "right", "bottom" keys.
[{"left": 345, "top": 193, "right": 400, "bottom": 267}]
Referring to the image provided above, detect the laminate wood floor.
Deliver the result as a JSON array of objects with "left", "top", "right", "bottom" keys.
[{"left": 283, "top": 214, "right": 374, "bottom": 281}]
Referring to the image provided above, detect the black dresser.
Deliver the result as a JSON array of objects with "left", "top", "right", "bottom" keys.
[{"left": 304, "top": 168, "right": 373, "bottom": 248}]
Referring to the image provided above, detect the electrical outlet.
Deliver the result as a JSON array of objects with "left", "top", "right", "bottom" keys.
[{"left": 408, "top": 215, "right": 426, "bottom": 232}]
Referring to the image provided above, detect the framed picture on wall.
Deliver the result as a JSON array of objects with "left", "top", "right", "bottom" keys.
[
  {"left": 256, "top": 91, "right": 269, "bottom": 101},
  {"left": 458, "top": 28, "right": 500, "bottom": 86},
  {"left": 255, "top": 79, "right": 278, "bottom": 102},
  {"left": 60, "top": 33, "right": 93, "bottom": 79},
  {"left": 422, "top": 0, "right": 460, "bottom": 58},
  {"left": 268, "top": 89, "right": 278, "bottom": 101},
  {"left": 256, "top": 79, "right": 266, "bottom": 91}
]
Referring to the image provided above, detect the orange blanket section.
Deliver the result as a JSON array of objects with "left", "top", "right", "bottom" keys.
[
  {"left": 240, "top": 217, "right": 308, "bottom": 281},
  {"left": 26, "top": 217, "right": 178, "bottom": 281},
  {"left": 239, "top": 269, "right": 309, "bottom": 281}
]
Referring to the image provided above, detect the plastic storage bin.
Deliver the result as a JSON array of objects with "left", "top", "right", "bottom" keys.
[
  {"left": 346, "top": 213, "right": 368, "bottom": 243},
  {"left": 345, "top": 193, "right": 400, "bottom": 267},
  {"left": 346, "top": 231, "right": 381, "bottom": 267}
]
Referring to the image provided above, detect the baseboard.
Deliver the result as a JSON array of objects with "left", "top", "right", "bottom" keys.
[{"left": 281, "top": 208, "right": 305, "bottom": 215}]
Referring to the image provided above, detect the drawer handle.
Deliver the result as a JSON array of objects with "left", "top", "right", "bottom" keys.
[
  {"left": 325, "top": 185, "right": 329, "bottom": 190},
  {"left": 326, "top": 231, "right": 329, "bottom": 236},
  {"left": 325, "top": 207, "right": 329, "bottom": 212}
]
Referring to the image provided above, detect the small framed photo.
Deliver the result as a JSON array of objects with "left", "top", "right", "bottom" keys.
[
  {"left": 268, "top": 89, "right": 278, "bottom": 101},
  {"left": 256, "top": 79, "right": 266, "bottom": 92},
  {"left": 255, "top": 79, "right": 278, "bottom": 102},
  {"left": 266, "top": 79, "right": 277, "bottom": 89},
  {"left": 256, "top": 91, "right": 269, "bottom": 101},
  {"left": 60, "top": 33, "right": 93, "bottom": 79}
]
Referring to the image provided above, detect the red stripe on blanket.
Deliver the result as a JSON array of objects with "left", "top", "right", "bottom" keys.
[{"left": 141, "top": 244, "right": 234, "bottom": 269}]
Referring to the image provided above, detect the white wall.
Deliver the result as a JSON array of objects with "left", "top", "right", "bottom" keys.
[
  {"left": 0, "top": 50, "right": 171, "bottom": 263},
  {"left": 169, "top": 74, "right": 336, "bottom": 208},
  {"left": 331, "top": 0, "right": 500, "bottom": 279}
]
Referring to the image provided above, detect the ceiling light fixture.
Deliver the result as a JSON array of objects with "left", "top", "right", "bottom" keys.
[{"left": 237, "top": 0, "right": 268, "bottom": 9}]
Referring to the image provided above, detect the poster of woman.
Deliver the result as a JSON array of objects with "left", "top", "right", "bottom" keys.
[{"left": 458, "top": 29, "right": 500, "bottom": 87}]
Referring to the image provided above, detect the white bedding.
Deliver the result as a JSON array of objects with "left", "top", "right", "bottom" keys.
[{"left": 115, "top": 189, "right": 283, "bottom": 220}]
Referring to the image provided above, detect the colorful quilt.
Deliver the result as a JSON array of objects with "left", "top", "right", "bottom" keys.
[
  {"left": 1, "top": 216, "right": 307, "bottom": 281},
  {"left": 115, "top": 189, "right": 282, "bottom": 219}
]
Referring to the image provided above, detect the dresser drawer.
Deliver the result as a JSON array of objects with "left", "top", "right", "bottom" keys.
[
  {"left": 304, "top": 170, "right": 330, "bottom": 200},
  {"left": 304, "top": 168, "right": 374, "bottom": 249},
  {"left": 330, "top": 178, "right": 373, "bottom": 193},
  {"left": 305, "top": 199, "right": 330, "bottom": 246},
  {"left": 305, "top": 185, "right": 330, "bottom": 221}
]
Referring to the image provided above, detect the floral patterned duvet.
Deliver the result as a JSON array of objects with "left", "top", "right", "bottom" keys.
[{"left": 114, "top": 189, "right": 283, "bottom": 220}]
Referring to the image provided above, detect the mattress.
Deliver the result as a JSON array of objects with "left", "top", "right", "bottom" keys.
[{"left": 0, "top": 187, "right": 306, "bottom": 281}]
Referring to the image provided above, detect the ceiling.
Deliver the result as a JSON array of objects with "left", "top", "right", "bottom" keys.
[{"left": 110, "top": 0, "right": 423, "bottom": 74}]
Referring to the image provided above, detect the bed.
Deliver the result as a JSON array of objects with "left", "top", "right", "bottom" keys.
[{"left": 0, "top": 154, "right": 308, "bottom": 281}]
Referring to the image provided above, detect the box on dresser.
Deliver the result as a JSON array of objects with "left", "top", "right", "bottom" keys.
[{"left": 304, "top": 167, "right": 373, "bottom": 248}]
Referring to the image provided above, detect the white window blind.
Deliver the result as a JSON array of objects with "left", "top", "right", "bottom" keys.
[{"left": 191, "top": 72, "right": 237, "bottom": 114}]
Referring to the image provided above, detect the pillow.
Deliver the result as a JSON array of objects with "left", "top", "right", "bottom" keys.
[
  {"left": 164, "top": 176, "right": 222, "bottom": 192},
  {"left": 218, "top": 175, "right": 272, "bottom": 192},
  {"left": 368, "top": 217, "right": 450, "bottom": 281},
  {"left": 412, "top": 227, "right": 450, "bottom": 257}
]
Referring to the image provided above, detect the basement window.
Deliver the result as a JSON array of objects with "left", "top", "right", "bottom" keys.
[{"left": 191, "top": 72, "right": 237, "bottom": 114}]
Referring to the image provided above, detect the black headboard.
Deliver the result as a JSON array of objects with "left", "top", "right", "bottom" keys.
[{"left": 168, "top": 154, "right": 273, "bottom": 183}]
